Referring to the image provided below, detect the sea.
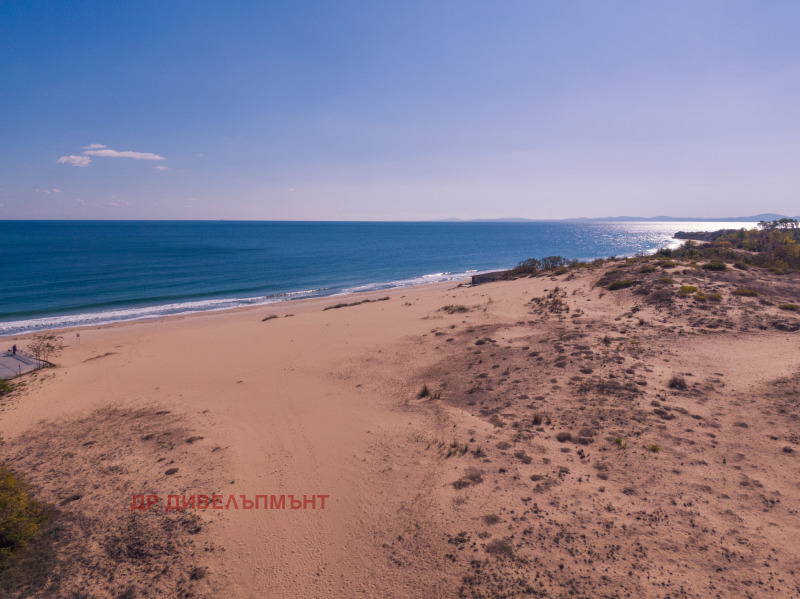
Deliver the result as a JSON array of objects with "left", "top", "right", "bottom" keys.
[{"left": 0, "top": 220, "right": 757, "bottom": 336}]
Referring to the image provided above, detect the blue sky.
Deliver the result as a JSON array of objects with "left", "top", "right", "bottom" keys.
[{"left": 1, "top": 1, "right": 799, "bottom": 220}]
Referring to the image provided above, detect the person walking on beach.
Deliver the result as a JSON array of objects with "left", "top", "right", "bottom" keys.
[{"left": 12, "top": 344, "right": 16, "bottom": 355}]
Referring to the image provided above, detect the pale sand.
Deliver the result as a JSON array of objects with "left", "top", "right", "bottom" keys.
[{"left": 2, "top": 262, "right": 800, "bottom": 597}]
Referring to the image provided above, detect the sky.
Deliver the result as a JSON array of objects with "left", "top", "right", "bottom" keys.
[{"left": 1, "top": 1, "right": 799, "bottom": 221}]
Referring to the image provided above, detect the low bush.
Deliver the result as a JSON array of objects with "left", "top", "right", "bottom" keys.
[
  {"left": 668, "top": 375, "right": 687, "bottom": 390},
  {"left": 733, "top": 288, "right": 758, "bottom": 297},
  {"left": 779, "top": 303, "right": 799, "bottom": 311},
  {"left": 607, "top": 279, "right": 635, "bottom": 291},
  {"left": 702, "top": 261, "right": 727, "bottom": 271},
  {"left": 440, "top": 305, "right": 469, "bottom": 314},
  {"left": 645, "top": 288, "right": 673, "bottom": 305},
  {"left": 0, "top": 464, "right": 47, "bottom": 564}
]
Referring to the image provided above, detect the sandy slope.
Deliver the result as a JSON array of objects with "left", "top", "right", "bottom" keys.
[{"left": 2, "top": 260, "right": 800, "bottom": 598}]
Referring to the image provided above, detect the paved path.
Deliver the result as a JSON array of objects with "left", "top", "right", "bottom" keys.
[{"left": 0, "top": 351, "right": 38, "bottom": 379}]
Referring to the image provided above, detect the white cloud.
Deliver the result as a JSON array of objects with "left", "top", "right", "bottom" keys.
[
  {"left": 53, "top": 188, "right": 62, "bottom": 193},
  {"left": 57, "top": 155, "right": 92, "bottom": 167},
  {"left": 83, "top": 143, "right": 107, "bottom": 149},
  {"left": 83, "top": 148, "right": 165, "bottom": 160},
  {"left": 104, "top": 199, "right": 129, "bottom": 208},
  {"left": 35, "top": 188, "right": 63, "bottom": 194},
  {"left": 153, "top": 165, "right": 170, "bottom": 171}
]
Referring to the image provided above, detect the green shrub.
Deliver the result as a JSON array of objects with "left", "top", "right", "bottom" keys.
[
  {"left": 647, "top": 444, "right": 661, "bottom": 453},
  {"left": 0, "top": 380, "right": 12, "bottom": 397},
  {"left": 0, "top": 464, "right": 46, "bottom": 563},
  {"left": 505, "top": 256, "right": 579, "bottom": 277},
  {"left": 660, "top": 260, "right": 677, "bottom": 268},
  {"left": 768, "top": 262, "right": 790, "bottom": 275},
  {"left": 659, "top": 276, "right": 674, "bottom": 284},
  {"left": 679, "top": 285, "right": 698, "bottom": 296},
  {"left": 779, "top": 303, "right": 799, "bottom": 311},
  {"left": 694, "top": 292, "right": 707, "bottom": 301},
  {"left": 708, "top": 292, "right": 722, "bottom": 302},
  {"left": 607, "top": 279, "right": 635, "bottom": 291},
  {"left": 702, "top": 261, "right": 727, "bottom": 271},
  {"left": 734, "top": 288, "right": 758, "bottom": 297},
  {"left": 639, "top": 265, "right": 657, "bottom": 273}
]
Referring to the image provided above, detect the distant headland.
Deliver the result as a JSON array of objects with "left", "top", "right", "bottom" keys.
[{"left": 436, "top": 213, "right": 800, "bottom": 223}]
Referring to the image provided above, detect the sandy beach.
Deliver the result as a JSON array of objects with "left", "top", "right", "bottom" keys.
[{"left": 2, "top": 258, "right": 800, "bottom": 598}]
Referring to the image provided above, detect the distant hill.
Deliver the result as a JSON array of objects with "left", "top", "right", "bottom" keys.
[{"left": 436, "top": 214, "right": 799, "bottom": 223}]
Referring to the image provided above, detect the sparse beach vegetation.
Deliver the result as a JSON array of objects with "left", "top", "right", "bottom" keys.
[{"left": 323, "top": 296, "right": 390, "bottom": 310}]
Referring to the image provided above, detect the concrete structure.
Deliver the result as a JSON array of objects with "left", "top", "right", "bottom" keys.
[
  {"left": 470, "top": 271, "right": 507, "bottom": 285},
  {"left": 0, "top": 350, "right": 39, "bottom": 379}
]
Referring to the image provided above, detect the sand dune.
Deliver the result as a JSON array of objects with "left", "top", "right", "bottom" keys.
[{"left": 2, "top": 259, "right": 800, "bottom": 597}]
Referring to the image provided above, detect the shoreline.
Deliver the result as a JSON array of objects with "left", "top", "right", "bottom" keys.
[
  {"left": 1, "top": 234, "right": 691, "bottom": 339},
  {"left": 0, "top": 277, "right": 471, "bottom": 343},
  {"left": 0, "top": 269, "right": 483, "bottom": 339}
]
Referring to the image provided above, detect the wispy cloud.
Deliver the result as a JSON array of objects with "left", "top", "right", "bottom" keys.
[
  {"left": 57, "top": 155, "right": 92, "bottom": 167},
  {"left": 153, "top": 165, "right": 170, "bottom": 171},
  {"left": 58, "top": 144, "right": 166, "bottom": 167},
  {"left": 103, "top": 198, "right": 129, "bottom": 208},
  {"left": 35, "top": 188, "right": 62, "bottom": 194},
  {"left": 83, "top": 148, "right": 165, "bottom": 161}
]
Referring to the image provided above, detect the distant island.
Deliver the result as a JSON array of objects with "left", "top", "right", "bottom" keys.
[{"left": 436, "top": 213, "right": 800, "bottom": 223}]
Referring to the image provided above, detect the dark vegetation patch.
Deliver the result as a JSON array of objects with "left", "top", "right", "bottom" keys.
[
  {"left": 323, "top": 296, "right": 390, "bottom": 310},
  {"left": 668, "top": 375, "right": 688, "bottom": 390},
  {"left": 504, "top": 256, "right": 584, "bottom": 278},
  {"left": 607, "top": 279, "right": 636, "bottom": 291},
  {"left": 440, "top": 305, "right": 471, "bottom": 314},
  {"left": 82, "top": 352, "right": 118, "bottom": 362}
]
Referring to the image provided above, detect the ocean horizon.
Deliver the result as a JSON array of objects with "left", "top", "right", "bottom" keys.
[{"left": 0, "top": 220, "right": 757, "bottom": 336}]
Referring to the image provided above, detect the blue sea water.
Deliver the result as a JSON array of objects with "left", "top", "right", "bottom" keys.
[{"left": 0, "top": 220, "right": 756, "bottom": 336}]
